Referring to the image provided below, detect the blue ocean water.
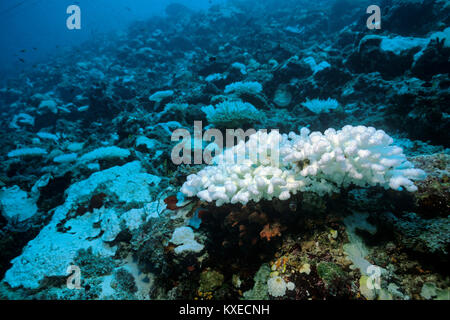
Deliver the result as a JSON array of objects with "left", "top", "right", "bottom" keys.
[{"left": 0, "top": 0, "right": 448, "bottom": 302}]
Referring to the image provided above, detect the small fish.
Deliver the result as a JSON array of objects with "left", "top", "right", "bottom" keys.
[
  {"left": 209, "top": 56, "right": 216, "bottom": 62},
  {"left": 20, "top": 49, "right": 26, "bottom": 53},
  {"left": 18, "top": 58, "right": 25, "bottom": 63}
]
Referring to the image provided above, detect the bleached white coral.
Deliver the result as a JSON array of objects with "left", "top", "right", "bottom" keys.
[
  {"left": 10, "top": 113, "right": 34, "bottom": 129},
  {"left": 224, "top": 81, "right": 262, "bottom": 95},
  {"left": 170, "top": 226, "right": 204, "bottom": 255},
  {"left": 67, "top": 142, "right": 84, "bottom": 152},
  {"left": 267, "top": 276, "right": 287, "bottom": 297},
  {"left": 135, "top": 136, "right": 158, "bottom": 150},
  {"left": 379, "top": 36, "right": 429, "bottom": 55},
  {"left": 181, "top": 125, "right": 426, "bottom": 206},
  {"left": 201, "top": 100, "right": 262, "bottom": 127},
  {"left": 302, "top": 98, "right": 339, "bottom": 114},
  {"left": 205, "top": 73, "right": 226, "bottom": 82},
  {"left": 7, "top": 147, "right": 47, "bottom": 158},
  {"left": 170, "top": 226, "right": 195, "bottom": 245}
]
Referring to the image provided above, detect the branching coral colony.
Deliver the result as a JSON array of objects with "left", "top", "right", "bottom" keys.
[
  {"left": 162, "top": 125, "right": 429, "bottom": 299},
  {"left": 181, "top": 125, "right": 426, "bottom": 206}
]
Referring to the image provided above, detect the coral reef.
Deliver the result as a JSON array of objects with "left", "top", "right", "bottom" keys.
[
  {"left": 181, "top": 126, "right": 426, "bottom": 205},
  {"left": 0, "top": 0, "right": 448, "bottom": 301}
]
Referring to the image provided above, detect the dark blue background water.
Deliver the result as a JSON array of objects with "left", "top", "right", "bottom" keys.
[{"left": 0, "top": 0, "right": 220, "bottom": 82}]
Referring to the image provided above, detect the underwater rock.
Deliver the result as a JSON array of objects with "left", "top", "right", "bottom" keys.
[
  {"left": 2, "top": 161, "right": 161, "bottom": 289},
  {"left": 343, "top": 212, "right": 380, "bottom": 277},
  {"left": 7, "top": 147, "right": 47, "bottom": 158},
  {"left": 9, "top": 113, "right": 34, "bottom": 129},
  {"left": 382, "top": 0, "right": 446, "bottom": 37},
  {"left": 38, "top": 99, "right": 58, "bottom": 114},
  {"left": 301, "top": 98, "right": 340, "bottom": 114},
  {"left": 267, "top": 276, "right": 288, "bottom": 297}
]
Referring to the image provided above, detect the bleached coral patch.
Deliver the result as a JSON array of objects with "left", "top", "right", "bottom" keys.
[
  {"left": 53, "top": 153, "right": 78, "bottom": 163},
  {"left": 181, "top": 126, "right": 426, "bottom": 206},
  {"left": 267, "top": 276, "right": 287, "bottom": 297},
  {"left": 303, "top": 56, "right": 331, "bottom": 74},
  {"left": 148, "top": 90, "right": 174, "bottom": 102},
  {"left": 7, "top": 147, "right": 47, "bottom": 158},
  {"left": 3, "top": 161, "right": 161, "bottom": 289},
  {"left": 0, "top": 186, "right": 38, "bottom": 222},
  {"left": 37, "top": 132, "right": 59, "bottom": 142},
  {"left": 201, "top": 100, "right": 263, "bottom": 127}
]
